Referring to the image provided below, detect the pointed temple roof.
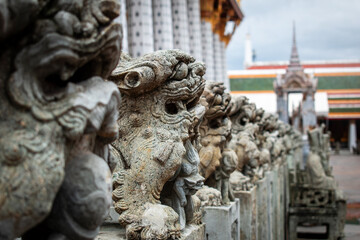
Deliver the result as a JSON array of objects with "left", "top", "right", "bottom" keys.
[{"left": 288, "top": 23, "right": 302, "bottom": 71}]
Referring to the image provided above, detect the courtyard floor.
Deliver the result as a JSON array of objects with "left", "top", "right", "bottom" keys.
[{"left": 330, "top": 150, "right": 360, "bottom": 239}]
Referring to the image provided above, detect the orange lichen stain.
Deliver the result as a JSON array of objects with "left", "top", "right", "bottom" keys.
[{"left": 19, "top": 120, "right": 26, "bottom": 127}]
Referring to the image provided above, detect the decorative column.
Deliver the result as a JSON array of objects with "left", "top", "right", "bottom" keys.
[
  {"left": 152, "top": 0, "right": 173, "bottom": 51},
  {"left": 276, "top": 88, "right": 289, "bottom": 124},
  {"left": 126, "top": 0, "right": 154, "bottom": 57},
  {"left": 213, "top": 33, "right": 222, "bottom": 82},
  {"left": 187, "top": 0, "right": 202, "bottom": 61},
  {"left": 302, "top": 91, "right": 316, "bottom": 132},
  {"left": 244, "top": 33, "right": 253, "bottom": 68},
  {"left": 171, "top": 0, "right": 190, "bottom": 53},
  {"left": 114, "top": 0, "right": 128, "bottom": 53},
  {"left": 201, "top": 20, "right": 214, "bottom": 81},
  {"left": 349, "top": 120, "right": 357, "bottom": 152},
  {"left": 220, "top": 41, "right": 230, "bottom": 91}
]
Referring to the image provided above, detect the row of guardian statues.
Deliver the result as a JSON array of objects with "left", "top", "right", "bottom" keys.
[{"left": 0, "top": 0, "right": 342, "bottom": 239}]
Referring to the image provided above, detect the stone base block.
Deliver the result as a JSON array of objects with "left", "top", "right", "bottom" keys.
[
  {"left": 180, "top": 224, "right": 205, "bottom": 240},
  {"left": 203, "top": 199, "right": 240, "bottom": 240},
  {"left": 96, "top": 223, "right": 205, "bottom": 240},
  {"left": 96, "top": 224, "right": 126, "bottom": 240},
  {"left": 98, "top": 207, "right": 205, "bottom": 240},
  {"left": 265, "top": 171, "right": 275, "bottom": 240},
  {"left": 289, "top": 213, "right": 337, "bottom": 240},
  {"left": 104, "top": 206, "right": 120, "bottom": 224},
  {"left": 233, "top": 187, "right": 257, "bottom": 240},
  {"left": 278, "top": 165, "right": 286, "bottom": 240},
  {"left": 256, "top": 177, "right": 268, "bottom": 240}
]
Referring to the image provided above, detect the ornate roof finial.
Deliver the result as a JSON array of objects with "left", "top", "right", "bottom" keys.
[{"left": 288, "top": 21, "right": 302, "bottom": 71}]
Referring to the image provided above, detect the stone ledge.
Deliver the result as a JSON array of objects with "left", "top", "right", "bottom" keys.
[{"left": 203, "top": 199, "right": 240, "bottom": 240}]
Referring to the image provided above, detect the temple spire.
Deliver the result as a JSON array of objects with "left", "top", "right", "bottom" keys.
[
  {"left": 244, "top": 33, "right": 253, "bottom": 68},
  {"left": 288, "top": 22, "right": 302, "bottom": 71}
]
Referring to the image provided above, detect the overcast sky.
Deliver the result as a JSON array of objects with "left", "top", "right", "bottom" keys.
[{"left": 226, "top": 0, "right": 360, "bottom": 70}]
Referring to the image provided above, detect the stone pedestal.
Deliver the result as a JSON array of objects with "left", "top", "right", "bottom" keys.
[
  {"left": 99, "top": 207, "right": 205, "bottom": 240},
  {"left": 289, "top": 208, "right": 338, "bottom": 240},
  {"left": 181, "top": 224, "right": 205, "bottom": 240},
  {"left": 278, "top": 164, "right": 286, "bottom": 240},
  {"left": 272, "top": 165, "right": 286, "bottom": 240},
  {"left": 96, "top": 224, "right": 126, "bottom": 240},
  {"left": 266, "top": 170, "right": 276, "bottom": 240},
  {"left": 96, "top": 223, "right": 205, "bottom": 240},
  {"left": 233, "top": 187, "right": 257, "bottom": 240},
  {"left": 284, "top": 163, "right": 291, "bottom": 239},
  {"left": 256, "top": 177, "right": 268, "bottom": 240},
  {"left": 104, "top": 206, "right": 120, "bottom": 224},
  {"left": 203, "top": 199, "right": 240, "bottom": 240}
]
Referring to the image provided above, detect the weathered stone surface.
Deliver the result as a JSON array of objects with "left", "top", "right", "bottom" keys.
[
  {"left": 198, "top": 82, "right": 237, "bottom": 205},
  {"left": 277, "top": 165, "right": 285, "bottom": 240},
  {"left": 96, "top": 225, "right": 126, "bottom": 240},
  {"left": 0, "top": 0, "right": 122, "bottom": 239},
  {"left": 109, "top": 50, "right": 206, "bottom": 239},
  {"left": 228, "top": 96, "right": 280, "bottom": 192},
  {"left": 307, "top": 125, "right": 337, "bottom": 189},
  {"left": 265, "top": 171, "right": 275, "bottom": 240},
  {"left": 195, "top": 186, "right": 222, "bottom": 207},
  {"left": 180, "top": 224, "right": 205, "bottom": 240},
  {"left": 233, "top": 187, "right": 257, "bottom": 240},
  {"left": 288, "top": 125, "right": 346, "bottom": 239},
  {"left": 203, "top": 199, "right": 240, "bottom": 240},
  {"left": 104, "top": 206, "right": 121, "bottom": 224},
  {"left": 96, "top": 223, "right": 205, "bottom": 240},
  {"left": 256, "top": 177, "right": 268, "bottom": 240},
  {"left": 226, "top": 94, "right": 299, "bottom": 240}
]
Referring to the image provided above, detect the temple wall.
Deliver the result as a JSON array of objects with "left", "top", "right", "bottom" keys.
[{"left": 121, "top": 0, "right": 231, "bottom": 83}]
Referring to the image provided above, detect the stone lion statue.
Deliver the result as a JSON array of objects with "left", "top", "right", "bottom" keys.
[
  {"left": 109, "top": 50, "right": 206, "bottom": 239},
  {"left": 198, "top": 82, "right": 238, "bottom": 205},
  {"left": 0, "top": 0, "right": 122, "bottom": 239}
]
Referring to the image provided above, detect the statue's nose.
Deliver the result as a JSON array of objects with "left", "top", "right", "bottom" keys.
[{"left": 99, "top": 0, "right": 121, "bottom": 21}]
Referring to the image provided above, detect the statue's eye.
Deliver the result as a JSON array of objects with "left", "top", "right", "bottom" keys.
[
  {"left": 172, "top": 63, "right": 188, "bottom": 80},
  {"left": 209, "top": 119, "right": 220, "bottom": 129},
  {"left": 165, "top": 102, "right": 178, "bottom": 115}
]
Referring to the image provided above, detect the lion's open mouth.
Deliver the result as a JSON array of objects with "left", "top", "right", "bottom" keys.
[{"left": 40, "top": 24, "right": 122, "bottom": 99}]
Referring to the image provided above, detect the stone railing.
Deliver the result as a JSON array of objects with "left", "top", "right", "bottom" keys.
[{"left": 0, "top": 1, "right": 345, "bottom": 239}]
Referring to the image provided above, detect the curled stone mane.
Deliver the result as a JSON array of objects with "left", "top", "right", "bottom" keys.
[
  {"left": 109, "top": 50, "right": 206, "bottom": 239},
  {"left": 0, "top": 0, "right": 123, "bottom": 239}
]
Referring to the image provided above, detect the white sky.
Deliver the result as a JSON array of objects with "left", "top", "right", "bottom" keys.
[{"left": 226, "top": 0, "right": 360, "bottom": 70}]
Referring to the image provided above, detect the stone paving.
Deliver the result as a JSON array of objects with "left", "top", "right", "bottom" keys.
[
  {"left": 330, "top": 151, "right": 360, "bottom": 203},
  {"left": 330, "top": 150, "right": 360, "bottom": 239}
]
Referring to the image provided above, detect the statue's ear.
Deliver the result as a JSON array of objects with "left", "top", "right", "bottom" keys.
[
  {"left": 109, "top": 61, "right": 157, "bottom": 96},
  {"left": 110, "top": 69, "right": 142, "bottom": 91},
  {"left": 109, "top": 52, "right": 164, "bottom": 96}
]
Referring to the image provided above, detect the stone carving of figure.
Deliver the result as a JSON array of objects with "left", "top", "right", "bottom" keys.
[
  {"left": 228, "top": 97, "right": 263, "bottom": 191},
  {"left": 306, "top": 126, "right": 336, "bottom": 189},
  {"left": 109, "top": 50, "right": 206, "bottom": 239},
  {"left": 197, "top": 82, "right": 237, "bottom": 205},
  {"left": 0, "top": 0, "right": 122, "bottom": 239},
  {"left": 300, "top": 126, "right": 346, "bottom": 238},
  {"left": 218, "top": 145, "right": 238, "bottom": 204}
]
